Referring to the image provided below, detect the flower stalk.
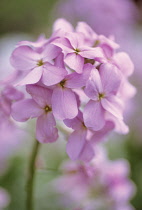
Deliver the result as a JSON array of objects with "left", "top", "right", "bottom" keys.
[{"left": 26, "top": 140, "right": 40, "bottom": 210}]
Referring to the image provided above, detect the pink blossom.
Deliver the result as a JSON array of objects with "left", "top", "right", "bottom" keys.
[
  {"left": 52, "top": 146, "right": 135, "bottom": 210},
  {"left": 10, "top": 43, "right": 67, "bottom": 86},
  {"left": 83, "top": 64, "right": 123, "bottom": 131},
  {"left": 11, "top": 85, "right": 58, "bottom": 143}
]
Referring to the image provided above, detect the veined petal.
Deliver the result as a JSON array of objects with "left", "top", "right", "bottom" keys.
[
  {"left": 42, "top": 64, "right": 67, "bottom": 86},
  {"left": 83, "top": 100, "right": 105, "bottom": 131},
  {"left": 64, "top": 53, "right": 84, "bottom": 73},
  {"left": 79, "top": 141, "right": 94, "bottom": 162},
  {"left": 52, "top": 37, "right": 74, "bottom": 54},
  {"left": 84, "top": 68, "right": 103, "bottom": 100},
  {"left": 101, "top": 96, "right": 123, "bottom": 119},
  {"left": 91, "top": 121, "right": 115, "bottom": 143},
  {"left": 11, "top": 99, "right": 42, "bottom": 122},
  {"left": 79, "top": 47, "right": 104, "bottom": 60},
  {"left": 10, "top": 46, "right": 39, "bottom": 70},
  {"left": 52, "top": 87, "right": 78, "bottom": 120},
  {"left": 99, "top": 63, "right": 121, "bottom": 95},
  {"left": 114, "top": 52, "right": 134, "bottom": 77},
  {"left": 36, "top": 113, "right": 58, "bottom": 143},
  {"left": 16, "top": 67, "right": 43, "bottom": 86},
  {"left": 65, "top": 64, "right": 92, "bottom": 88},
  {"left": 66, "top": 129, "right": 87, "bottom": 160},
  {"left": 26, "top": 85, "right": 52, "bottom": 107},
  {"left": 42, "top": 43, "right": 61, "bottom": 61},
  {"left": 53, "top": 18, "right": 74, "bottom": 33}
]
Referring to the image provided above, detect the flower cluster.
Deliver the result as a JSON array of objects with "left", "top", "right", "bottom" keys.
[
  {"left": 7, "top": 19, "right": 135, "bottom": 161},
  {"left": 52, "top": 146, "right": 135, "bottom": 210}
]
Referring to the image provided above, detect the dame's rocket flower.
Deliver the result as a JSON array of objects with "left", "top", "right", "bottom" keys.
[
  {"left": 83, "top": 64, "right": 122, "bottom": 131},
  {"left": 10, "top": 43, "right": 67, "bottom": 86},
  {"left": 11, "top": 85, "right": 58, "bottom": 143}
]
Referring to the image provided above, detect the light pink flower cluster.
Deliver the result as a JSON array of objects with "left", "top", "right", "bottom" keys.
[
  {"left": 8, "top": 19, "right": 135, "bottom": 161},
  {"left": 52, "top": 147, "right": 136, "bottom": 210}
]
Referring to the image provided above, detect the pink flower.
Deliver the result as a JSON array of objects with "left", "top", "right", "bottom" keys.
[
  {"left": 53, "top": 32, "right": 104, "bottom": 73},
  {"left": 83, "top": 64, "right": 122, "bottom": 131},
  {"left": 11, "top": 85, "right": 58, "bottom": 143},
  {"left": 52, "top": 64, "right": 92, "bottom": 120},
  {"left": 10, "top": 43, "right": 67, "bottom": 86}
]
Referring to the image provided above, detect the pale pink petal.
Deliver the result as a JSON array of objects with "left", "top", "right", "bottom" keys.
[
  {"left": 79, "top": 47, "right": 104, "bottom": 60},
  {"left": 65, "top": 64, "right": 92, "bottom": 88},
  {"left": 52, "top": 87, "right": 78, "bottom": 120},
  {"left": 91, "top": 121, "right": 115, "bottom": 143},
  {"left": 64, "top": 111, "right": 83, "bottom": 130},
  {"left": 101, "top": 96, "right": 123, "bottom": 119},
  {"left": 26, "top": 85, "right": 52, "bottom": 107},
  {"left": 54, "top": 53, "right": 65, "bottom": 68},
  {"left": 52, "top": 37, "right": 74, "bottom": 54},
  {"left": 53, "top": 18, "right": 74, "bottom": 32},
  {"left": 10, "top": 46, "right": 39, "bottom": 70},
  {"left": 42, "top": 43, "right": 61, "bottom": 61},
  {"left": 99, "top": 64, "right": 121, "bottom": 95},
  {"left": 66, "top": 129, "right": 87, "bottom": 160},
  {"left": 83, "top": 100, "right": 105, "bottom": 131},
  {"left": 65, "top": 32, "right": 78, "bottom": 49},
  {"left": 42, "top": 64, "right": 67, "bottom": 86},
  {"left": 36, "top": 113, "right": 58, "bottom": 143},
  {"left": 11, "top": 99, "right": 42, "bottom": 122},
  {"left": 17, "top": 67, "right": 43, "bottom": 86},
  {"left": 84, "top": 68, "right": 103, "bottom": 100},
  {"left": 64, "top": 53, "right": 84, "bottom": 73},
  {"left": 2, "top": 86, "right": 24, "bottom": 101},
  {"left": 79, "top": 141, "right": 95, "bottom": 162},
  {"left": 114, "top": 52, "right": 134, "bottom": 76}
]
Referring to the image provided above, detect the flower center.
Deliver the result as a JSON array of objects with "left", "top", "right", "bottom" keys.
[
  {"left": 37, "top": 59, "right": 44, "bottom": 66},
  {"left": 60, "top": 80, "right": 66, "bottom": 88},
  {"left": 74, "top": 48, "right": 80, "bottom": 55},
  {"left": 44, "top": 105, "right": 51, "bottom": 113},
  {"left": 98, "top": 93, "right": 105, "bottom": 100}
]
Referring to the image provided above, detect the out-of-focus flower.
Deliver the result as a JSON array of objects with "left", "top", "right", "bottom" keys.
[
  {"left": 54, "top": 0, "right": 138, "bottom": 38},
  {"left": 52, "top": 146, "right": 136, "bottom": 210}
]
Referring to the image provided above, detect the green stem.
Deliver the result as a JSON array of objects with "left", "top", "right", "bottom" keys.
[{"left": 26, "top": 140, "right": 40, "bottom": 210}]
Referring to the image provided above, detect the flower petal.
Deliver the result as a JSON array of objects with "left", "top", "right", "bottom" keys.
[
  {"left": 99, "top": 63, "right": 121, "bottom": 95},
  {"left": 36, "top": 113, "right": 58, "bottom": 143},
  {"left": 66, "top": 129, "right": 87, "bottom": 160},
  {"left": 10, "top": 46, "right": 39, "bottom": 70},
  {"left": 16, "top": 67, "right": 43, "bottom": 86},
  {"left": 114, "top": 52, "right": 134, "bottom": 77},
  {"left": 84, "top": 68, "right": 103, "bottom": 100},
  {"left": 79, "top": 47, "right": 104, "bottom": 60},
  {"left": 52, "top": 87, "right": 78, "bottom": 120},
  {"left": 83, "top": 100, "right": 105, "bottom": 131},
  {"left": 42, "top": 64, "right": 67, "bottom": 86},
  {"left": 79, "top": 141, "right": 95, "bottom": 162},
  {"left": 64, "top": 53, "right": 84, "bottom": 73},
  {"left": 11, "top": 99, "right": 42, "bottom": 122},
  {"left": 65, "top": 64, "right": 92, "bottom": 88},
  {"left": 91, "top": 121, "right": 115, "bottom": 143},
  {"left": 42, "top": 43, "right": 61, "bottom": 61},
  {"left": 101, "top": 96, "right": 123, "bottom": 119},
  {"left": 26, "top": 85, "right": 52, "bottom": 107}
]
